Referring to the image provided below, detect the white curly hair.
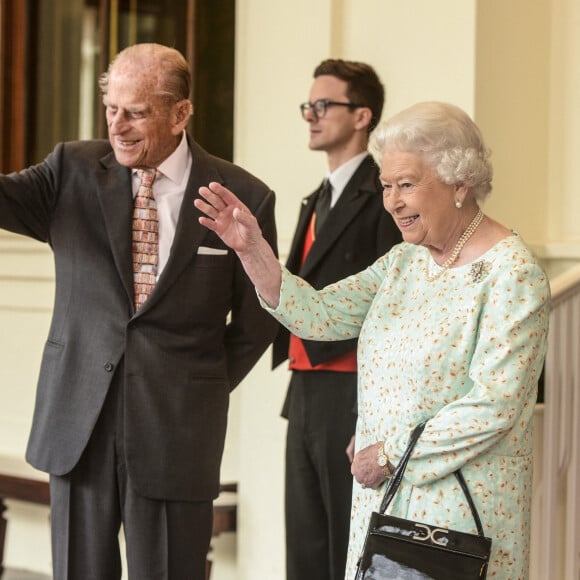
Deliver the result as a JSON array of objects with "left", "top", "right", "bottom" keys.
[{"left": 370, "top": 101, "right": 493, "bottom": 200}]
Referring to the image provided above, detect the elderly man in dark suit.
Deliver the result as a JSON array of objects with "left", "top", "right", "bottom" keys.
[
  {"left": 0, "top": 43, "right": 278, "bottom": 580},
  {"left": 272, "top": 59, "right": 401, "bottom": 580}
]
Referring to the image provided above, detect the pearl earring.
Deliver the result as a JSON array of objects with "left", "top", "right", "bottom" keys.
[{"left": 455, "top": 200, "right": 462, "bottom": 209}]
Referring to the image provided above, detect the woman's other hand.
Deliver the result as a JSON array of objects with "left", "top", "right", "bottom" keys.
[{"left": 351, "top": 441, "right": 388, "bottom": 490}]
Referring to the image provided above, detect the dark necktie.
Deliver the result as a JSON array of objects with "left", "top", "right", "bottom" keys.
[
  {"left": 314, "top": 178, "right": 332, "bottom": 236},
  {"left": 132, "top": 169, "right": 159, "bottom": 310}
]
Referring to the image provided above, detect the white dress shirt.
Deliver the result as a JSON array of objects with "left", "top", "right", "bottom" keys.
[{"left": 325, "top": 151, "right": 368, "bottom": 208}]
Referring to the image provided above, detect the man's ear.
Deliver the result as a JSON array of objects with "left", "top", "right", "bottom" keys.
[
  {"left": 172, "top": 99, "right": 193, "bottom": 133},
  {"left": 354, "top": 106, "right": 373, "bottom": 132}
]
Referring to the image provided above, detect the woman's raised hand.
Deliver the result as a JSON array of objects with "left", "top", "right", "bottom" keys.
[
  {"left": 195, "top": 182, "right": 263, "bottom": 255},
  {"left": 196, "top": 181, "right": 282, "bottom": 308}
]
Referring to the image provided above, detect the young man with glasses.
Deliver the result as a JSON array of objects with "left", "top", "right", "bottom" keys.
[{"left": 272, "top": 59, "right": 401, "bottom": 580}]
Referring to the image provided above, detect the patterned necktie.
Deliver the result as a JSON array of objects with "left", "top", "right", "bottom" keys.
[
  {"left": 132, "top": 169, "right": 159, "bottom": 310},
  {"left": 314, "top": 178, "right": 332, "bottom": 236}
]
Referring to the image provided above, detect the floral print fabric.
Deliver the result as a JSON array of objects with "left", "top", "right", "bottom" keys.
[{"left": 265, "top": 234, "right": 550, "bottom": 579}]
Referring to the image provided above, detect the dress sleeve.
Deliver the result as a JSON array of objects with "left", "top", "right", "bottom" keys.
[{"left": 260, "top": 252, "right": 394, "bottom": 342}]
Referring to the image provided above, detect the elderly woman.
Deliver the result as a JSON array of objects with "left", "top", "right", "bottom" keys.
[{"left": 195, "top": 101, "right": 549, "bottom": 579}]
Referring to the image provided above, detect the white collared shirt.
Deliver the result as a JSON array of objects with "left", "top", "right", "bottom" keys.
[
  {"left": 132, "top": 131, "right": 192, "bottom": 276},
  {"left": 325, "top": 151, "right": 368, "bottom": 208}
]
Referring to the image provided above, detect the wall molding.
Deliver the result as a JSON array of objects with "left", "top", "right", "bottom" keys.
[{"left": 529, "top": 241, "right": 580, "bottom": 260}]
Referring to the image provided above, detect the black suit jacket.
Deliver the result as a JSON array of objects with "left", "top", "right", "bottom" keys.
[
  {"left": 0, "top": 137, "right": 278, "bottom": 501},
  {"left": 272, "top": 154, "right": 401, "bottom": 370}
]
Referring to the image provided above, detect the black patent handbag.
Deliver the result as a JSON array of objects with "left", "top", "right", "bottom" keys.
[{"left": 354, "top": 422, "right": 492, "bottom": 579}]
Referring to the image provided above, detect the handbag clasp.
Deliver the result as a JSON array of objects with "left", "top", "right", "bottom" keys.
[{"left": 414, "top": 522, "right": 449, "bottom": 546}]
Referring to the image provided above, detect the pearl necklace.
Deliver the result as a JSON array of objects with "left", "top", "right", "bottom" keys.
[{"left": 426, "top": 209, "right": 484, "bottom": 282}]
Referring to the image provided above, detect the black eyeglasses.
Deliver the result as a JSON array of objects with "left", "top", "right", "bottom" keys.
[{"left": 299, "top": 98, "right": 362, "bottom": 120}]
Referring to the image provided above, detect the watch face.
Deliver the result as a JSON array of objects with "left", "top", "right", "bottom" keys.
[{"left": 378, "top": 455, "right": 387, "bottom": 466}]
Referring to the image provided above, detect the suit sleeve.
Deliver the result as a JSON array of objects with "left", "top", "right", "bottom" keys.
[
  {"left": 0, "top": 145, "right": 62, "bottom": 242},
  {"left": 225, "top": 187, "right": 279, "bottom": 389}
]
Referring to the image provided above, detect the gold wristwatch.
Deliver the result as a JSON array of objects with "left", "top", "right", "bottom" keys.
[{"left": 377, "top": 442, "right": 393, "bottom": 479}]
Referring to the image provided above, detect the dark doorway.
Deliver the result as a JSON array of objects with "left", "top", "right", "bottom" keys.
[{"left": 0, "top": 0, "right": 235, "bottom": 171}]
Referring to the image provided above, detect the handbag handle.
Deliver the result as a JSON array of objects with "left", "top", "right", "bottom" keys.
[
  {"left": 378, "top": 421, "right": 486, "bottom": 538},
  {"left": 455, "top": 469, "right": 486, "bottom": 537},
  {"left": 378, "top": 421, "right": 427, "bottom": 513}
]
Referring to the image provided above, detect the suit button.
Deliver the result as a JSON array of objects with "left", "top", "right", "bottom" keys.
[{"left": 104, "top": 362, "right": 114, "bottom": 372}]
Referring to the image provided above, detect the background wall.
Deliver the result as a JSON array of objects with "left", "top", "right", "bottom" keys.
[
  {"left": 0, "top": 236, "right": 53, "bottom": 572},
  {"left": 474, "top": 0, "right": 551, "bottom": 243},
  {"left": 1, "top": 0, "right": 580, "bottom": 578}
]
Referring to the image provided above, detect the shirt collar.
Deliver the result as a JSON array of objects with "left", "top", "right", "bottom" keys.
[
  {"left": 156, "top": 131, "right": 189, "bottom": 184},
  {"left": 132, "top": 131, "right": 189, "bottom": 184},
  {"left": 326, "top": 151, "right": 368, "bottom": 205}
]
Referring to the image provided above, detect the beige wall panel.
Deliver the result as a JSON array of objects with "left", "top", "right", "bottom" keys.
[
  {"left": 546, "top": 0, "right": 580, "bottom": 244},
  {"left": 475, "top": 0, "right": 551, "bottom": 244},
  {"left": 0, "top": 236, "right": 53, "bottom": 456},
  {"left": 341, "top": 0, "right": 478, "bottom": 119}
]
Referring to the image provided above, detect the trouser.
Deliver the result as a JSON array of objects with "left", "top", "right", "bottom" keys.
[
  {"left": 49, "top": 364, "right": 213, "bottom": 580},
  {"left": 284, "top": 370, "right": 357, "bottom": 580}
]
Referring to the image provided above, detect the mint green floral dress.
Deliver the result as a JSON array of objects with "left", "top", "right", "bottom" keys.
[{"left": 265, "top": 234, "right": 550, "bottom": 579}]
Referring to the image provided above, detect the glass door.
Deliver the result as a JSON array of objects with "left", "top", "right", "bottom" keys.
[{"left": 0, "top": 0, "right": 234, "bottom": 171}]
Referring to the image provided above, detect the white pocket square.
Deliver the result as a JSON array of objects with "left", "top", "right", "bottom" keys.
[{"left": 197, "top": 246, "right": 228, "bottom": 256}]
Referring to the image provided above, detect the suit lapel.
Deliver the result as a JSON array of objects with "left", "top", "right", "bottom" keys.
[
  {"left": 300, "top": 155, "right": 380, "bottom": 277},
  {"left": 96, "top": 152, "right": 135, "bottom": 305},
  {"left": 286, "top": 192, "right": 318, "bottom": 272}
]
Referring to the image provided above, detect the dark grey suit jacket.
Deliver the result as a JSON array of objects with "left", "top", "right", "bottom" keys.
[
  {"left": 0, "top": 137, "right": 278, "bottom": 501},
  {"left": 272, "top": 154, "right": 401, "bottom": 371}
]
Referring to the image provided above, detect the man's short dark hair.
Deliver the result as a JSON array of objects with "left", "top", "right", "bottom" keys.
[{"left": 314, "top": 59, "right": 385, "bottom": 133}]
